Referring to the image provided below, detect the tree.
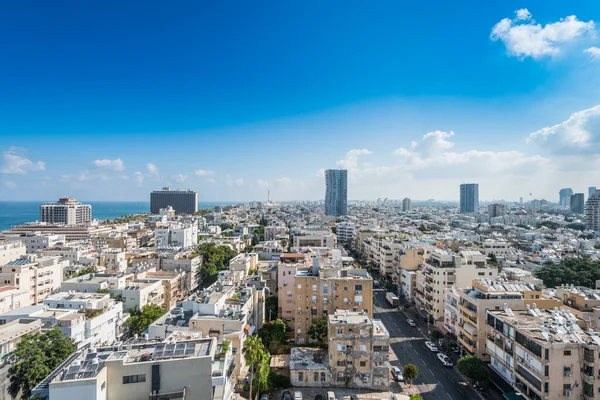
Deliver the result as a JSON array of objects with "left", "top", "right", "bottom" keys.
[
  {"left": 243, "top": 336, "right": 266, "bottom": 400},
  {"left": 403, "top": 364, "right": 419, "bottom": 386},
  {"left": 9, "top": 328, "right": 75, "bottom": 399},
  {"left": 265, "top": 295, "right": 278, "bottom": 321},
  {"left": 307, "top": 317, "right": 328, "bottom": 347},
  {"left": 195, "top": 243, "right": 238, "bottom": 286},
  {"left": 124, "top": 304, "right": 166, "bottom": 335},
  {"left": 457, "top": 355, "right": 489, "bottom": 385},
  {"left": 430, "top": 329, "right": 443, "bottom": 341},
  {"left": 258, "top": 319, "right": 287, "bottom": 348},
  {"left": 409, "top": 396, "right": 423, "bottom": 400},
  {"left": 535, "top": 258, "right": 600, "bottom": 288}
]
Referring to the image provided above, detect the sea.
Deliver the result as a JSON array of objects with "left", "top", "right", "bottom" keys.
[{"left": 0, "top": 201, "right": 225, "bottom": 231}]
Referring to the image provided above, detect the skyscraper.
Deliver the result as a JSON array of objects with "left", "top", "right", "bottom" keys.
[
  {"left": 570, "top": 193, "right": 585, "bottom": 214},
  {"left": 559, "top": 188, "right": 573, "bottom": 208},
  {"left": 40, "top": 197, "right": 92, "bottom": 225},
  {"left": 325, "top": 169, "right": 348, "bottom": 216},
  {"left": 402, "top": 198, "right": 412, "bottom": 212},
  {"left": 589, "top": 187, "right": 596, "bottom": 199},
  {"left": 459, "top": 183, "right": 479, "bottom": 213},
  {"left": 586, "top": 192, "right": 600, "bottom": 231},
  {"left": 150, "top": 187, "right": 198, "bottom": 214},
  {"left": 488, "top": 203, "right": 506, "bottom": 218}
]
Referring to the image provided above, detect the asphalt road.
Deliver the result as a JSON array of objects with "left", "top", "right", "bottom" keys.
[{"left": 374, "top": 291, "right": 480, "bottom": 400}]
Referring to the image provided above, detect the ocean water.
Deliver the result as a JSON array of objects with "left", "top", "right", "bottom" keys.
[{"left": 0, "top": 201, "right": 223, "bottom": 231}]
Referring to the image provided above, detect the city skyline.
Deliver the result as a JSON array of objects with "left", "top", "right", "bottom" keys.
[{"left": 1, "top": 3, "right": 600, "bottom": 202}]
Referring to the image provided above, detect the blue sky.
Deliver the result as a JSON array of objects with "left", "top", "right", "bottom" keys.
[{"left": 1, "top": 1, "right": 600, "bottom": 202}]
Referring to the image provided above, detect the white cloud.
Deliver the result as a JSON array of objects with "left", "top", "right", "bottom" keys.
[
  {"left": 205, "top": 178, "right": 217, "bottom": 184},
  {"left": 257, "top": 179, "right": 270, "bottom": 189},
  {"left": 491, "top": 9, "right": 595, "bottom": 59},
  {"left": 118, "top": 175, "right": 130, "bottom": 181},
  {"left": 134, "top": 171, "right": 144, "bottom": 186},
  {"left": 1, "top": 151, "right": 46, "bottom": 174},
  {"left": 336, "top": 149, "right": 372, "bottom": 169},
  {"left": 174, "top": 174, "right": 188, "bottom": 183},
  {"left": 527, "top": 104, "right": 600, "bottom": 151},
  {"left": 515, "top": 8, "right": 532, "bottom": 21},
  {"left": 585, "top": 47, "right": 600, "bottom": 59},
  {"left": 194, "top": 169, "right": 214, "bottom": 177},
  {"left": 146, "top": 163, "right": 159, "bottom": 178},
  {"left": 275, "top": 177, "right": 292, "bottom": 186},
  {"left": 92, "top": 158, "right": 124, "bottom": 171},
  {"left": 226, "top": 175, "right": 244, "bottom": 187},
  {"left": 3, "top": 180, "right": 16, "bottom": 189}
]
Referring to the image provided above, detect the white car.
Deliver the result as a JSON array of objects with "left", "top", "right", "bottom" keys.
[
  {"left": 425, "top": 341, "right": 438, "bottom": 352},
  {"left": 406, "top": 319, "right": 416, "bottom": 327},
  {"left": 437, "top": 353, "right": 453, "bottom": 367}
]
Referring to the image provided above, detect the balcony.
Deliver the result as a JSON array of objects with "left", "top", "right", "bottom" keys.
[
  {"left": 583, "top": 372, "right": 594, "bottom": 383},
  {"left": 149, "top": 388, "right": 186, "bottom": 400}
]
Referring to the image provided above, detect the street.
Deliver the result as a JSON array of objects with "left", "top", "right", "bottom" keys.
[{"left": 374, "top": 291, "right": 480, "bottom": 400}]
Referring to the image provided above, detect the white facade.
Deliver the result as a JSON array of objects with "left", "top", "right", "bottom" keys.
[
  {"left": 40, "top": 197, "right": 92, "bottom": 225},
  {"left": 336, "top": 222, "right": 355, "bottom": 245},
  {"left": 102, "top": 251, "right": 127, "bottom": 273},
  {"left": 293, "top": 232, "right": 335, "bottom": 248},
  {"left": 400, "top": 269, "right": 416, "bottom": 301},
  {"left": 0, "top": 255, "right": 65, "bottom": 306},
  {"left": 4, "top": 233, "right": 66, "bottom": 253},
  {"left": 479, "top": 240, "right": 513, "bottom": 256},
  {"left": 155, "top": 223, "right": 198, "bottom": 249},
  {"left": 0, "top": 241, "right": 26, "bottom": 266}
]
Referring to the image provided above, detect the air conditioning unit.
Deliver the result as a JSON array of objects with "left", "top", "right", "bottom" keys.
[{"left": 564, "top": 389, "right": 572, "bottom": 397}]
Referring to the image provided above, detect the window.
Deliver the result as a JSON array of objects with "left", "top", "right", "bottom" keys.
[
  {"left": 360, "top": 361, "right": 367, "bottom": 367},
  {"left": 312, "top": 285, "right": 317, "bottom": 291},
  {"left": 314, "top": 372, "right": 318, "bottom": 381},
  {"left": 297, "top": 284, "right": 302, "bottom": 289},
  {"left": 337, "top": 328, "right": 343, "bottom": 336},
  {"left": 101, "top": 382, "right": 106, "bottom": 391},
  {"left": 564, "top": 350, "right": 571, "bottom": 356},
  {"left": 123, "top": 374, "right": 146, "bottom": 384},
  {"left": 298, "top": 372, "right": 304, "bottom": 382},
  {"left": 478, "top": 272, "right": 484, "bottom": 276},
  {"left": 336, "top": 344, "right": 346, "bottom": 351},
  {"left": 321, "top": 372, "right": 326, "bottom": 382},
  {"left": 337, "top": 360, "right": 345, "bottom": 367},
  {"left": 360, "top": 345, "right": 366, "bottom": 351},
  {"left": 344, "top": 287, "right": 348, "bottom": 291},
  {"left": 297, "top": 296, "right": 302, "bottom": 300},
  {"left": 355, "top": 284, "right": 362, "bottom": 291},
  {"left": 312, "top": 296, "right": 317, "bottom": 303}
]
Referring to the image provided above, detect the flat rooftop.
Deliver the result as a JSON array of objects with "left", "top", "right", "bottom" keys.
[
  {"left": 46, "top": 292, "right": 109, "bottom": 302},
  {"left": 0, "top": 319, "right": 42, "bottom": 344},
  {"left": 290, "top": 347, "right": 328, "bottom": 370},
  {"left": 329, "top": 310, "right": 372, "bottom": 325}
]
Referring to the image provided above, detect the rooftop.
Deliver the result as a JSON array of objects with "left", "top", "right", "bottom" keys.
[
  {"left": 0, "top": 319, "right": 43, "bottom": 344},
  {"left": 290, "top": 347, "right": 328, "bottom": 370},
  {"left": 329, "top": 310, "right": 372, "bottom": 325}
]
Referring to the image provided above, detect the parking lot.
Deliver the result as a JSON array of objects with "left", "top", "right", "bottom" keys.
[{"left": 270, "top": 385, "right": 411, "bottom": 400}]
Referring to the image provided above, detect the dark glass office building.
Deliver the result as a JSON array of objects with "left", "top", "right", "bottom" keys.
[
  {"left": 459, "top": 183, "right": 479, "bottom": 213},
  {"left": 150, "top": 187, "right": 198, "bottom": 214}
]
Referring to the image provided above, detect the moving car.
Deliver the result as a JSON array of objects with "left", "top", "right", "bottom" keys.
[
  {"left": 437, "top": 353, "right": 453, "bottom": 367},
  {"left": 282, "top": 391, "right": 292, "bottom": 400},
  {"left": 406, "top": 319, "right": 416, "bottom": 327},
  {"left": 425, "top": 341, "right": 438, "bottom": 352},
  {"left": 391, "top": 366, "right": 404, "bottom": 382}
]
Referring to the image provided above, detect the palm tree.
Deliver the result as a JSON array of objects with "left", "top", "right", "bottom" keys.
[{"left": 242, "top": 336, "right": 264, "bottom": 400}]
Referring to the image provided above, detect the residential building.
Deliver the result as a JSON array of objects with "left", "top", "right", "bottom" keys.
[
  {"left": 402, "top": 198, "right": 412, "bottom": 212},
  {"left": 40, "top": 197, "right": 92, "bottom": 225},
  {"left": 487, "top": 203, "right": 507, "bottom": 218},
  {"left": 327, "top": 311, "right": 389, "bottom": 390},
  {"left": 290, "top": 347, "right": 331, "bottom": 388},
  {"left": 0, "top": 285, "right": 30, "bottom": 313},
  {"left": 0, "top": 255, "right": 65, "bottom": 305},
  {"left": 150, "top": 187, "right": 198, "bottom": 214},
  {"left": 293, "top": 231, "right": 335, "bottom": 248},
  {"left": 443, "top": 286, "right": 460, "bottom": 337},
  {"left": 325, "top": 169, "right": 348, "bottom": 217},
  {"left": 3, "top": 232, "right": 66, "bottom": 253},
  {"left": 278, "top": 253, "right": 310, "bottom": 329},
  {"left": 486, "top": 307, "right": 600, "bottom": 400},
  {"left": 293, "top": 265, "right": 373, "bottom": 343},
  {"left": 0, "top": 318, "right": 43, "bottom": 354},
  {"left": 559, "top": 188, "right": 574, "bottom": 208},
  {"left": 459, "top": 183, "right": 479, "bottom": 213},
  {"left": 552, "top": 285, "right": 600, "bottom": 329},
  {"left": 414, "top": 250, "right": 497, "bottom": 324},
  {"left": 456, "top": 279, "right": 557, "bottom": 359},
  {"left": 228, "top": 253, "right": 258, "bottom": 279},
  {"left": 336, "top": 222, "right": 355, "bottom": 245},
  {"left": 586, "top": 191, "right": 600, "bottom": 231},
  {"left": 33, "top": 336, "right": 234, "bottom": 400},
  {"left": 479, "top": 240, "right": 513, "bottom": 256},
  {"left": 1, "top": 222, "right": 114, "bottom": 241},
  {"left": 131, "top": 252, "right": 201, "bottom": 273},
  {"left": 0, "top": 241, "right": 26, "bottom": 266},
  {"left": 155, "top": 223, "right": 198, "bottom": 249},
  {"left": 137, "top": 270, "right": 196, "bottom": 309},
  {"left": 589, "top": 186, "right": 596, "bottom": 200},
  {"left": 264, "top": 226, "right": 287, "bottom": 241},
  {"left": 570, "top": 193, "right": 585, "bottom": 214},
  {"left": 101, "top": 251, "right": 127, "bottom": 273}
]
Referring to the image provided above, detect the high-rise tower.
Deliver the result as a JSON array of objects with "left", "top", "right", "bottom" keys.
[
  {"left": 459, "top": 183, "right": 479, "bottom": 213},
  {"left": 325, "top": 169, "right": 348, "bottom": 216}
]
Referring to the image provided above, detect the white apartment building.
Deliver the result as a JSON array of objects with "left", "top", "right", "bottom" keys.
[
  {"left": 40, "top": 197, "right": 92, "bottom": 225},
  {"left": 0, "top": 255, "right": 65, "bottom": 306},
  {"left": 293, "top": 231, "right": 335, "bottom": 248},
  {"left": 479, "top": 240, "right": 513, "bottom": 256},
  {"left": 0, "top": 241, "right": 26, "bottom": 266},
  {"left": 131, "top": 252, "right": 201, "bottom": 273},
  {"left": 32, "top": 337, "right": 233, "bottom": 400},
  {"left": 4, "top": 232, "right": 66, "bottom": 253},
  {"left": 40, "top": 243, "right": 95, "bottom": 264},
  {"left": 414, "top": 250, "right": 497, "bottom": 324},
  {"left": 443, "top": 286, "right": 460, "bottom": 337},
  {"left": 155, "top": 223, "right": 198, "bottom": 249},
  {"left": 586, "top": 191, "right": 600, "bottom": 231},
  {"left": 228, "top": 253, "right": 258, "bottom": 279},
  {"left": 102, "top": 251, "right": 127, "bottom": 273},
  {"left": 0, "top": 285, "right": 30, "bottom": 313},
  {"left": 336, "top": 222, "right": 355, "bottom": 245},
  {"left": 400, "top": 269, "right": 416, "bottom": 301},
  {"left": 264, "top": 226, "right": 287, "bottom": 241}
]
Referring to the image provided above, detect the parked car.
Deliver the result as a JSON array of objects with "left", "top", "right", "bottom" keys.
[
  {"left": 327, "top": 392, "right": 336, "bottom": 400},
  {"left": 425, "top": 341, "right": 438, "bottom": 352},
  {"left": 260, "top": 394, "right": 270, "bottom": 400},
  {"left": 282, "top": 391, "right": 292, "bottom": 400},
  {"left": 391, "top": 366, "right": 404, "bottom": 382},
  {"left": 437, "top": 353, "right": 453, "bottom": 367},
  {"left": 315, "top": 395, "right": 324, "bottom": 400},
  {"left": 294, "top": 391, "right": 303, "bottom": 400},
  {"left": 406, "top": 319, "right": 416, "bottom": 327}
]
